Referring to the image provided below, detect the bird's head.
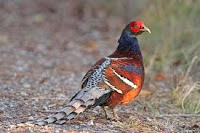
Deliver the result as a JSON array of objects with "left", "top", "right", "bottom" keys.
[
  {"left": 124, "top": 21, "right": 151, "bottom": 36},
  {"left": 118, "top": 21, "right": 151, "bottom": 53}
]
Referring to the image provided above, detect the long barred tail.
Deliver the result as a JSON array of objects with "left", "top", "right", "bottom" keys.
[
  {"left": 32, "top": 99, "right": 91, "bottom": 125},
  {"left": 25, "top": 87, "right": 110, "bottom": 126}
]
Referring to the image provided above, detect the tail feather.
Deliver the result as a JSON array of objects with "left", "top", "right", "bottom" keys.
[
  {"left": 55, "top": 102, "right": 90, "bottom": 125},
  {"left": 55, "top": 98, "right": 96, "bottom": 125},
  {"left": 26, "top": 87, "right": 110, "bottom": 126},
  {"left": 33, "top": 99, "right": 84, "bottom": 126}
]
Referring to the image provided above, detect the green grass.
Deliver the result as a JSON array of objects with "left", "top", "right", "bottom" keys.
[
  {"left": 116, "top": 116, "right": 167, "bottom": 132},
  {"left": 171, "top": 56, "right": 200, "bottom": 114},
  {"left": 116, "top": 119, "right": 155, "bottom": 132},
  {"left": 91, "top": 0, "right": 200, "bottom": 72},
  {"left": 138, "top": 0, "right": 200, "bottom": 114},
  {"left": 140, "top": 0, "right": 200, "bottom": 72}
]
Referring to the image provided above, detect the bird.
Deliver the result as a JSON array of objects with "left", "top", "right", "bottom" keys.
[{"left": 27, "top": 20, "right": 151, "bottom": 126}]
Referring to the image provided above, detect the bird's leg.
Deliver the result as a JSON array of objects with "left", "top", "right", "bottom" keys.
[
  {"left": 101, "top": 106, "right": 109, "bottom": 119},
  {"left": 101, "top": 106, "right": 119, "bottom": 121},
  {"left": 111, "top": 108, "right": 119, "bottom": 120}
]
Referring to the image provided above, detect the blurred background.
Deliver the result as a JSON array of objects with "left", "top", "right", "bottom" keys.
[{"left": 0, "top": 0, "right": 199, "bottom": 132}]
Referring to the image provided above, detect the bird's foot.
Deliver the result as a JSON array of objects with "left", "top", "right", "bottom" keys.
[
  {"left": 111, "top": 109, "right": 120, "bottom": 121},
  {"left": 101, "top": 106, "right": 120, "bottom": 121}
]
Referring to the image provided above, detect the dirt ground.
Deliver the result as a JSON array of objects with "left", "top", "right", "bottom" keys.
[{"left": 0, "top": 1, "right": 199, "bottom": 132}]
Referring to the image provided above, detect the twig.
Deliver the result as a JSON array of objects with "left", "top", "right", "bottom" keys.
[
  {"left": 182, "top": 56, "right": 198, "bottom": 83},
  {"left": 34, "top": 110, "right": 57, "bottom": 114},
  {"left": 181, "top": 82, "right": 197, "bottom": 112},
  {"left": 146, "top": 46, "right": 159, "bottom": 74},
  {"left": 156, "top": 114, "right": 200, "bottom": 118},
  {"left": 194, "top": 99, "right": 200, "bottom": 114}
]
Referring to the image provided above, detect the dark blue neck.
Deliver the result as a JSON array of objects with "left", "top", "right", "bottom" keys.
[{"left": 117, "top": 30, "right": 142, "bottom": 55}]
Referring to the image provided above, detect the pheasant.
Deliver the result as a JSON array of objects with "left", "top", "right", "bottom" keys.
[{"left": 27, "top": 21, "right": 151, "bottom": 126}]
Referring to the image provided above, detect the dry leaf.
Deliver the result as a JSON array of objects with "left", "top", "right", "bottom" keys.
[{"left": 153, "top": 73, "right": 166, "bottom": 81}]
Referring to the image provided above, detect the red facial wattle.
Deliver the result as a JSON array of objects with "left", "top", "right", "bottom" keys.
[{"left": 129, "top": 21, "right": 144, "bottom": 33}]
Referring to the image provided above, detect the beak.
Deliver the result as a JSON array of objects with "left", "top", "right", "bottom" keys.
[{"left": 140, "top": 25, "right": 151, "bottom": 34}]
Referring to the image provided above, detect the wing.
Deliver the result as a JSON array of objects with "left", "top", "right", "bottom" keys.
[
  {"left": 81, "top": 58, "right": 106, "bottom": 88},
  {"left": 70, "top": 57, "right": 113, "bottom": 107},
  {"left": 81, "top": 56, "right": 144, "bottom": 94},
  {"left": 102, "top": 57, "right": 144, "bottom": 94}
]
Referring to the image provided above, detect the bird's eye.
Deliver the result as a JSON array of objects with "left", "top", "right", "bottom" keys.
[{"left": 134, "top": 24, "right": 139, "bottom": 29}]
